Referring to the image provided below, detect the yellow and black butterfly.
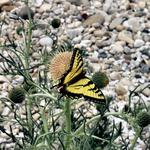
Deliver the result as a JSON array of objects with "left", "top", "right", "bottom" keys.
[{"left": 57, "top": 49, "right": 105, "bottom": 103}]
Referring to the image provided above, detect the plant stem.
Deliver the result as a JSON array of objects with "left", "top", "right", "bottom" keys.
[
  {"left": 130, "top": 128, "right": 142, "bottom": 150},
  {"left": 64, "top": 98, "right": 72, "bottom": 149}
]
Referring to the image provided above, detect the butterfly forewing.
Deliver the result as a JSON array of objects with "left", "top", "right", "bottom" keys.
[{"left": 63, "top": 50, "right": 84, "bottom": 84}]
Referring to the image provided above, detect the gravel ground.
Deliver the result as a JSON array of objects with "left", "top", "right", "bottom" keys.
[{"left": 0, "top": 0, "right": 150, "bottom": 149}]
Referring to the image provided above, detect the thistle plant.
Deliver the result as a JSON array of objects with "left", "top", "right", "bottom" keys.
[{"left": 0, "top": 2, "right": 150, "bottom": 150}]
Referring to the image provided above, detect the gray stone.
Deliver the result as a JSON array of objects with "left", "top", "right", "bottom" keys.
[
  {"left": 109, "top": 17, "right": 124, "bottom": 30},
  {"left": 17, "top": 6, "right": 34, "bottom": 19}
]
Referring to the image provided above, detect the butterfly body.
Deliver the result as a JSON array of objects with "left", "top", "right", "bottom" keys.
[{"left": 57, "top": 49, "right": 105, "bottom": 103}]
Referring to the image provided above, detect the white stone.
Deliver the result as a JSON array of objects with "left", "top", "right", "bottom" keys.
[
  {"left": 2, "top": 107, "right": 10, "bottom": 116},
  {"left": 110, "top": 43, "right": 124, "bottom": 54},
  {"left": 39, "top": 36, "right": 53, "bottom": 46},
  {"left": 134, "top": 39, "right": 144, "bottom": 48},
  {"left": 39, "top": 3, "right": 52, "bottom": 12},
  {"left": 0, "top": 75, "right": 9, "bottom": 83},
  {"left": 103, "top": 0, "right": 113, "bottom": 12},
  {"left": 109, "top": 72, "right": 122, "bottom": 80},
  {"left": 34, "top": 0, "right": 43, "bottom": 7}
]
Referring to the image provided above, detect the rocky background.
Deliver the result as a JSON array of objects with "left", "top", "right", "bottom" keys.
[{"left": 0, "top": 0, "right": 150, "bottom": 149}]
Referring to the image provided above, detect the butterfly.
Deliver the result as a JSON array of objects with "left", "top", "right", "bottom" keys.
[{"left": 57, "top": 49, "right": 105, "bottom": 103}]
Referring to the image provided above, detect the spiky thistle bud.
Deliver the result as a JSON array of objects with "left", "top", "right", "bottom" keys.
[
  {"left": 136, "top": 112, "right": 150, "bottom": 128},
  {"left": 49, "top": 51, "right": 73, "bottom": 81},
  {"left": 92, "top": 72, "right": 109, "bottom": 88},
  {"left": 51, "top": 18, "right": 61, "bottom": 28},
  {"left": 8, "top": 87, "right": 25, "bottom": 103}
]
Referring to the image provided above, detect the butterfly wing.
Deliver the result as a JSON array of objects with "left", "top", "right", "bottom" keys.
[
  {"left": 65, "top": 77, "right": 105, "bottom": 103},
  {"left": 61, "top": 49, "right": 85, "bottom": 85}
]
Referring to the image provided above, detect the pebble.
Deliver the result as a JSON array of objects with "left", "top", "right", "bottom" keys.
[
  {"left": 39, "top": 3, "right": 52, "bottom": 13},
  {"left": 134, "top": 39, "right": 145, "bottom": 48},
  {"left": 12, "top": 75, "right": 24, "bottom": 85},
  {"left": 17, "top": 6, "right": 34, "bottom": 19},
  {"left": 109, "top": 17, "right": 123, "bottom": 30},
  {"left": 118, "top": 30, "right": 134, "bottom": 44},
  {"left": 66, "top": 27, "right": 84, "bottom": 39},
  {"left": 0, "top": 0, "right": 10, "bottom": 7},
  {"left": 83, "top": 13, "right": 105, "bottom": 26},
  {"left": 124, "top": 17, "right": 142, "bottom": 32},
  {"left": 0, "top": 75, "right": 9, "bottom": 83},
  {"left": 103, "top": 0, "right": 113, "bottom": 12},
  {"left": 110, "top": 42, "right": 124, "bottom": 54},
  {"left": 115, "top": 83, "right": 128, "bottom": 96},
  {"left": 34, "top": 0, "right": 43, "bottom": 7},
  {"left": 109, "top": 72, "right": 122, "bottom": 80},
  {"left": 39, "top": 36, "right": 53, "bottom": 46},
  {"left": 1, "top": 107, "right": 10, "bottom": 116}
]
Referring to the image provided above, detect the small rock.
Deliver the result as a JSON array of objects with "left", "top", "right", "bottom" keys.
[
  {"left": 109, "top": 72, "right": 122, "bottom": 80},
  {"left": 123, "top": 17, "right": 141, "bottom": 32},
  {"left": 83, "top": 13, "right": 105, "bottom": 26},
  {"left": 118, "top": 30, "right": 134, "bottom": 44},
  {"left": 103, "top": 0, "right": 113, "bottom": 12},
  {"left": 134, "top": 39, "right": 144, "bottom": 48},
  {"left": 109, "top": 17, "right": 124, "bottom": 30},
  {"left": 135, "top": 84, "right": 150, "bottom": 97},
  {"left": 0, "top": 101, "right": 5, "bottom": 114},
  {"left": 2, "top": 107, "right": 10, "bottom": 116},
  {"left": 32, "top": 29, "right": 43, "bottom": 38},
  {"left": 115, "top": 83, "right": 128, "bottom": 96},
  {"left": 32, "top": 52, "right": 41, "bottom": 59},
  {"left": 140, "top": 64, "right": 149, "bottom": 73},
  {"left": 0, "top": 75, "right": 9, "bottom": 84},
  {"left": 0, "top": 0, "right": 10, "bottom": 7},
  {"left": 12, "top": 75, "right": 24, "bottom": 85},
  {"left": 39, "top": 3, "right": 52, "bottom": 13},
  {"left": 98, "top": 51, "right": 108, "bottom": 58},
  {"left": 34, "top": 0, "right": 43, "bottom": 7},
  {"left": 66, "top": 27, "right": 84, "bottom": 39},
  {"left": 17, "top": 6, "right": 34, "bottom": 19},
  {"left": 1, "top": 4, "right": 15, "bottom": 12},
  {"left": 80, "top": 40, "right": 92, "bottom": 47},
  {"left": 93, "top": 30, "right": 104, "bottom": 37},
  {"left": 39, "top": 36, "right": 53, "bottom": 46},
  {"left": 110, "top": 42, "right": 124, "bottom": 54},
  {"left": 33, "top": 113, "right": 40, "bottom": 120},
  {"left": 67, "top": 0, "right": 90, "bottom": 6}
]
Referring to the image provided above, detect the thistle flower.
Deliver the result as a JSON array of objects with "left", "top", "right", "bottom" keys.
[
  {"left": 49, "top": 51, "right": 73, "bottom": 81},
  {"left": 136, "top": 111, "right": 150, "bottom": 128},
  {"left": 8, "top": 87, "right": 26, "bottom": 103},
  {"left": 92, "top": 72, "right": 109, "bottom": 88}
]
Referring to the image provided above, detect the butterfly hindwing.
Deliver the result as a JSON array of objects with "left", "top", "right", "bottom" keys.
[{"left": 66, "top": 77, "right": 105, "bottom": 103}]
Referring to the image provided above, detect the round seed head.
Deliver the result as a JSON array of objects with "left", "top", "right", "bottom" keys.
[
  {"left": 92, "top": 72, "right": 109, "bottom": 88},
  {"left": 8, "top": 87, "right": 26, "bottom": 103},
  {"left": 49, "top": 51, "right": 73, "bottom": 81},
  {"left": 136, "top": 112, "right": 150, "bottom": 128}
]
